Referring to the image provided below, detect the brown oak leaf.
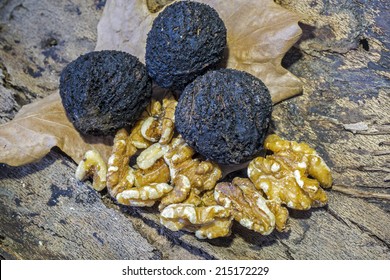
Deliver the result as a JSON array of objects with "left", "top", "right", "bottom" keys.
[
  {"left": 96, "top": 0, "right": 303, "bottom": 103},
  {"left": 0, "top": 92, "right": 113, "bottom": 166}
]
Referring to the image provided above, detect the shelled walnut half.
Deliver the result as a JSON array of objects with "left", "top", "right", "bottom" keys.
[
  {"left": 159, "top": 175, "right": 192, "bottom": 210},
  {"left": 215, "top": 178, "right": 288, "bottom": 234},
  {"left": 106, "top": 128, "right": 137, "bottom": 197},
  {"left": 160, "top": 203, "right": 233, "bottom": 239},
  {"left": 163, "top": 136, "right": 222, "bottom": 193},
  {"left": 248, "top": 134, "right": 332, "bottom": 210},
  {"left": 117, "top": 182, "right": 173, "bottom": 207},
  {"left": 75, "top": 150, "right": 107, "bottom": 191},
  {"left": 140, "top": 94, "right": 177, "bottom": 145}
]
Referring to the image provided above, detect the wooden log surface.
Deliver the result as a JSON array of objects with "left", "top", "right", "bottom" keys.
[{"left": 0, "top": 0, "right": 389, "bottom": 259}]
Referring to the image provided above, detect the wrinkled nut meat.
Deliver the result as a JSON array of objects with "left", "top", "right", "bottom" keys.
[
  {"left": 137, "top": 142, "right": 170, "bottom": 170},
  {"left": 128, "top": 99, "right": 160, "bottom": 149},
  {"left": 200, "top": 190, "right": 218, "bottom": 207},
  {"left": 159, "top": 175, "right": 191, "bottom": 210},
  {"left": 266, "top": 199, "right": 289, "bottom": 232},
  {"left": 106, "top": 128, "right": 137, "bottom": 197},
  {"left": 160, "top": 203, "right": 232, "bottom": 239},
  {"left": 134, "top": 158, "right": 170, "bottom": 188},
  {"left": 265, "top": 134, "right": 333, "bottom": 188},
  {"left": 141, "top": 116, "right": 162, "bottom": 142},
  {"left": 116, "top": 183, "right": 173, "bottom": 207},
  {"left": 130, "top": 117, "right": 152, "bottom": 149},
  {"left": 182, "top": 189, "right": 202, "bottom": 206},
  {"left": 75, "top": 150, "right": 107, "bottom": 191},
  {"left": 215, "top": 179, "right": 276, "bottom": 235},
  {"left": 106, "top": 131, "right": 171, "bottom": 198},
  {"left": 159, "top": 95, "right": 177, "bottom": 144},
  {"left": 75, "top": 93, "right": 332, "bottom": 239},
  {"left": 232, "top": 177, "right": 288, "bottom": 232},
  {"left": 164, "top": 136, "right": 222, "bottom": 192},
  {"left": 130, "top": 95, "right": 176, "bottom": 149},
  {"left": 140, "top": 94, "right": 177, "bottom": 144},
  {"left": 248, "top": 134, "right": 332, "bottom": 210}
]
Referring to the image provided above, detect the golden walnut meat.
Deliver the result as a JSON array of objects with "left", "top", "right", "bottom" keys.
[
  {"left": 160, "top": 203, "right": 232, "bottom": 239},
  {"left": 75, "top": 87, "right": 332, "bottom": 240},
  {"left": 164, "top": 136, "right": 222, "bottom": 192},
  {"left": 134, "top": 158, "right": 170, "bottom": 188},
  {"left": 106, "top": 126, "right": 171, "bottom": 202},
  {"left": 180, "top": 189, "right": 217, "bottom": 208},
  {"left": 182, "top": 189, "right": 202, "bottom": 206},
  {"left": 159, "top": 175, "right": 192, "bottom": 210},
  {"left": 75, "top": 150, "right": 107, "bottom": 191},
  {"left": 129, "top": 117, "right": 152, "bottom": 149},
  {"left": 106, "top": 128, "right": 137, "bottom": 197},
  {"left": 265, "top": 134, "right": 332, "bottom": 188},
  {"left": 127, "top": 98, "right": 162, "bottom": 149},
  {"left": 129, "top": 95, "right": 176, "bottom": 149},
  {"left": 111, "top": 158, "right": 171, "bottom": 206},
  {"left": 140, "top": 94, "right": 177, "bottom": 145},
  {"left": 233, "top": 177, "right": 288, "bottom": 232},
  {"left": 266, "top": 199, "right": 289, "bottom": 232},
  {"left": 137, "top": 142, "right": 169, "bottom": 170},
  {"left": 159, "top": 94, "right": 177, "bottom": 144},
  {"left": 248, "top": 134, "right": 332, "bottom": 210},
  {"left": 200, "top": 190, "right": 218, "bottom": 207},
  {"left": 215, "top": 178, "right": 279, "bottom": 235},
  {"left": 116, "top": 183, "right": 173, "bottom": 207}
]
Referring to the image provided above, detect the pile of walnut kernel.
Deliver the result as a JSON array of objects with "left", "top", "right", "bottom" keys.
[{"left": 76, "top": 93, "right": 332, "bottom": 239}]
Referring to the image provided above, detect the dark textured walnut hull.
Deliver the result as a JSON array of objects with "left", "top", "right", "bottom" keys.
[
  {"left": 176, "top": 69, "right": 272, "bottom": 164},
  {"left": 60, "top": 50, "right": 152, "bottom": 136},
  {"left": 145, "top": 1, "right": 226, "bottom": 91}
]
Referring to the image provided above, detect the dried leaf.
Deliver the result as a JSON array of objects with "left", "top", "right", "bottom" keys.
[
  {"left": 0, "top": 92, "right": 113, "bottom": 166},
  {"left": 96, "top": 0, "right": 303, "bottom": 103}
]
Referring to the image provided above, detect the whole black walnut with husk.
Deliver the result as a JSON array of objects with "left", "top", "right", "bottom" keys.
[
  {"left": 175, "top": 69, "right": 272, "bottom": 165},
  {"left": 60, "top": 50, "right": 152, "bottom": 135},
  {"left": 145, "top": 1, "right": 226, "bottom": 92}
]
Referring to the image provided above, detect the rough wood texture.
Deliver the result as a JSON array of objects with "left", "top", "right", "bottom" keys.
[{"left": 0, "top": 0, "right": 389, "bottom": 259}]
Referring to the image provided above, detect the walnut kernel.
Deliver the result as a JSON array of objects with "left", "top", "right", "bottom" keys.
[
  {"left": 75, "top": 150, "right": 107, "bottom": 191},
  {"left": 116, "top": 183, "right": 173, "bottom": 207},
  {"left": 164, "top": 136, "right": 222, "bottom": 192},
  {"left": 137, "top": 142, "right": 169, "bottom": 170},
  {"left": 159, "top": 175, "right": 191, "bottom": 210},
  {"left": 248, "top": 134, "right": 332, "bottom": 210},
  {"left": 134, "top": 158, "right": 170, "bottom": 188},
  {"left": 215, "top": 179, "right": 276, "bottom": 235},
  {"left": 106, "top": 128, "right": 137, "bottom": 197},
  {"left": 160, "top": 203, "right": 232, "bottom": 239},
  {"left": 233, "top": 177, "right": 289, "bottom": 232}
]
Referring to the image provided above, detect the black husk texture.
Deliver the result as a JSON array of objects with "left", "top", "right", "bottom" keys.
[
  {"left": 145, "top": 1, "right": 226, "bottom": 92},
  {"left": 60, "top": 50, "right": 152, "bottom": 136},
  {"left": 175, "top": 69, "right": 272, "bottom": 165}
]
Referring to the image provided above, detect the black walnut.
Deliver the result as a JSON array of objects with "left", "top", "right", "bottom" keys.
[
  {"left": 145, "top": 1, "right": 227, "bottom": 92},
  {"left": 59, "top": 50, "right": 152, "bottom": 136},
  {"left": 175, "top": 69, "right": 272, "bottom": 165}
]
